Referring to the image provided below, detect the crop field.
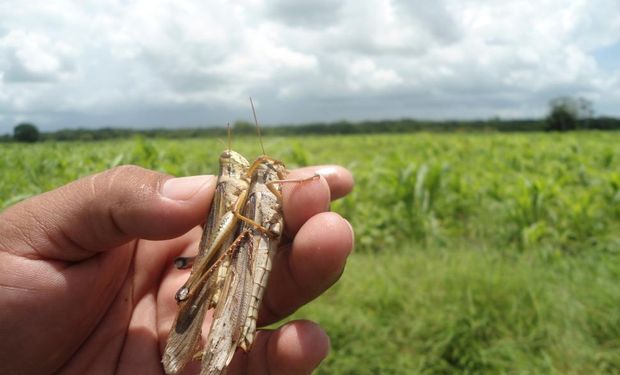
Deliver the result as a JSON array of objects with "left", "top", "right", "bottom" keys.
[{"left": 2, "top": 132, "right": 620, "bottom": 374}]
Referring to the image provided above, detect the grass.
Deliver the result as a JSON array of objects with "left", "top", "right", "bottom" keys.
[
  {"left": 295, "top": 248, "right": 620, "bottom": 374},
  {"left": 2, "top": 131, "right": 620, "bottom": 373}
]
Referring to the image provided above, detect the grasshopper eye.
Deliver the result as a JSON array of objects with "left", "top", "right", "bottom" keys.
[{"left": 266, "top": 163, "right": 278, "bottom": 173}]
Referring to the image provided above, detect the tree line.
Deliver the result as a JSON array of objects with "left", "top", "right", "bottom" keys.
[{"left": 3, "top": 97, "right": 619, "bottom": 143}]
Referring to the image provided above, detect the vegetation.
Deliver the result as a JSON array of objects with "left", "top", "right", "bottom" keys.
[
  {"left": 1, "top": 132, "right": 619, "bottom": 373},
  {"left": 545, "top": 97, "right": 595, "bottom": 131},
  {"left": 13, "top": 123, "right": 40, "bottom": 143},
  {"left": 1, "top": 115, "right": 619, "bottom": 144}
]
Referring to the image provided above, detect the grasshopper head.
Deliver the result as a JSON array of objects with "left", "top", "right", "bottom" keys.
[
  {"left": 220, "top": 149, "right": 250, "bottom": 178},
  {"left": 254, "top": 158, "right": 286, "bottom": 184}
]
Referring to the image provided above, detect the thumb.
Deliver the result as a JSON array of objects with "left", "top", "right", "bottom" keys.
[{"left": 0, "top": 165, "right": 215, "bottom": 261}]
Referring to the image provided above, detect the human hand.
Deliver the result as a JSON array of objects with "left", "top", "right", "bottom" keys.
[{"left": 0, "top": 164, "right": 354, "bottom": 374}]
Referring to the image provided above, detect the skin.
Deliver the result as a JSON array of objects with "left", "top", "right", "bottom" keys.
[{"left": 0, "top": 164, "right": 354, "bottom": 375}]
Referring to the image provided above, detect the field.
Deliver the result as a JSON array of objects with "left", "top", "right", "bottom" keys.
[{"left": 2, "top": 132, "right": 620, "bottom": 373}]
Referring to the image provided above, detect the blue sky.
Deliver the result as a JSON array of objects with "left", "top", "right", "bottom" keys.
[
  {"left": 0, "top": 0, "right": 619, "bottom": 132},
  {"left": 594, "top": 42, "right": 620, "bottom": 72}
]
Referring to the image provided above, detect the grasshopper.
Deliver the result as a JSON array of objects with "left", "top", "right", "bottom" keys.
[
  {"left": 163, "top": 101, "right": 317, "bottom": 375},
  {"left": 162, "top": 149, "right": 251, "bottom": 374},
  {"left": 199, "top": 157, "right": 289, "bottom": 374}
]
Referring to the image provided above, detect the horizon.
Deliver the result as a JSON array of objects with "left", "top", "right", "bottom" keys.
[
  {"left": 5, "top": 113, "right": 617, "bottom": 138},
  {"left": 1, "top": 1, "right": 619, "bottom": 133}
]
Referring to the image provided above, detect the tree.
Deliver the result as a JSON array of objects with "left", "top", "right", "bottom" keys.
[
  {"left": 13, "top": 123, "right": 40, "bottom": 142},
  {"left": 545, "top": 96, "right": 594, "bottom": 131},
  {"left": 233, "top": 121, "right": 255, "bottom": 135}
]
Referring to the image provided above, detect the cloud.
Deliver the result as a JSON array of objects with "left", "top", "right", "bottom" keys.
[
  {"left": 0, "top": 0, "right": 619, "bottom": 132},
  {"left": 0, "top": 31, "right": 76, "bottom": 83},
  {"left": 265, "top": 0, "right": 344, "bottom": 28}
]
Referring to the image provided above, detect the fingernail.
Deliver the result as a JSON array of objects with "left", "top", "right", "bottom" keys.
[
  {"left": 161, "top": 175, "right": 214, "bottom": 201},
  {"left": 343, "top": 218, "right": 355, "bottom": 251},
  {"left": 315, "top": 166, "right": 338, "bottom": 178}
]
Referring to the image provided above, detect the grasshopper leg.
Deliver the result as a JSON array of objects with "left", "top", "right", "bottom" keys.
[
  {"left": 266, "top": 173, "right": 320, "bottom": 200},
  {"left": 233, "top": 211, "right": 272, "bottom": 236}
]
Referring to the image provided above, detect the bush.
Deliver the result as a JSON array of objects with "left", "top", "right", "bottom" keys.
[
  {"left": 545, "top": 96, "right": 593, "bottom": 131},
  {"left": 13, "top": 123, "right": 40, "bottom": 143}
]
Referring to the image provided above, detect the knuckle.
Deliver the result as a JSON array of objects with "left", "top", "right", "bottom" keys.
[
  {"left": 87, "top": 164, "right": 157, "bottom": 204},
  {"left": 107, "top": 164, "right": 147, "bottom": 178},
  {"left": 100, "top": 164, "right": 152, "bottom": 191}
]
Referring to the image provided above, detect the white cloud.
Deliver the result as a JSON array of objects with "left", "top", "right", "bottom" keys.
[
  {"left": 0, "top": 0, "right": 618, "bottom": 132},
  {"left": 0, "top": 30, "right": 76, "bottom": 83},
  {"left": 347, "top": 58, "right": 403, "bottom": 91}
]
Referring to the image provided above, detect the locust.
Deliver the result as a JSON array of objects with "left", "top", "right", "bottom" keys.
[
  {"left": 163, "top": 101, "right": 317, "bottom": 375},
  {"left": 162, "top": 149, "right": 251, "bottom": 374},
  {"left": 199, "top": 157, "right": 289, "bottom": 374}
]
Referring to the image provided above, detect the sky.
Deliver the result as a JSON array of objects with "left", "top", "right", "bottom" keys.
[{"left": 0, "top": 0, "right": 619, "bottom": 132}]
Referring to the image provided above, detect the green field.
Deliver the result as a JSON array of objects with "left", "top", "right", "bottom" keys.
[{"left": 2, "top": 132, "right": 620, "bottom": 373}]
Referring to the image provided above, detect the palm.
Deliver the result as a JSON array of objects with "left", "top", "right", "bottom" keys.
[
  {"left": 0, "top": 164, "right": 353, "bottom": 375},
  {"left": 56, "top": 227, "right": 214, "bottom": 374},
  {"left": 57, "top": 226, "right": 315, "bottom": 374}
]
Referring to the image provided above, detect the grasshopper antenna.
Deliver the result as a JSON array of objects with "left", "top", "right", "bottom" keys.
[
  {"left": 227, "top": 122, "right": 232, "bottom": 151},
  {"left": 215, "top": 123, "right": 230, "bottom": 150},
  {"left": 249, "top": 97, "right": 266, "bottom": 156}
]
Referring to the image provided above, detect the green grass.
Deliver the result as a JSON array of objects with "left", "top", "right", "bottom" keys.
[
  {"left": 296, "top": 249, "right": 620, "bottom": 374},
  {"left": 2, "top": 131, "right": 620, "bottom": 373}
]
